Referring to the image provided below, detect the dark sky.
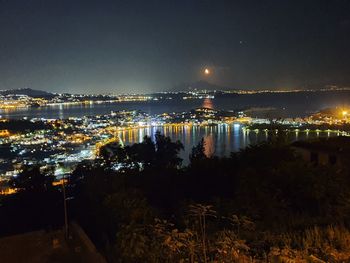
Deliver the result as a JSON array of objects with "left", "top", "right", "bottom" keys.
[{"left": 1, "top": 0, "right": 350, "bottom": 94}]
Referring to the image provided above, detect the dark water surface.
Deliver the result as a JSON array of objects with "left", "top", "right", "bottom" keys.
[
  {"left": 1, "top": 92, "right": 347, "bottom": 164},
  {"left": 1, "top": 91, "right": 350, "bottom": 119},
  {"left": 117, "top": 124, "right": 338, "bottom": 164}
]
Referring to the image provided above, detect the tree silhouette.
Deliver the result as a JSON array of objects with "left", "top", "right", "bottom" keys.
[
  {"left": 126, "top": 135, "right": 156, "bottom": 168},
  {"left": 9, "top": 165, "right": 54, "bottom": 192},
  {"left": 99, "top": 141, "right": 127, "bottom": 165},
  {"left": 126, "top": 132, "right": 183, "bottom": 170},
  {"left": 189, "top": 138, "right": 207, "bottom": 163},
  {"left": 154, "top": 131, "right": 184, "bottom": 169}
]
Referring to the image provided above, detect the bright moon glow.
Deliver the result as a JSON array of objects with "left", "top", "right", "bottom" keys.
[{"left": 204, "top": 68, "right": 210, "bottom": 75}]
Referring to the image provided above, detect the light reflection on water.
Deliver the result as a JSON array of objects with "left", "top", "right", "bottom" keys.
[
  {"left": 117, "top": 124, "right": 335, "bottom": 164},
  {"left": 2, "top": 91, "right": 350, "bottom": 119}
]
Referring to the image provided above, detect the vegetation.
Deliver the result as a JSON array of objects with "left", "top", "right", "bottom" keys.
[
  {"left": 0, "top": 119, "right": 49, "bottom": 133},
  {"left": 0, "top": 166, "right": 62, "bottom": 236},
  {"left": 1, "top": 131, "right": 350, "bottom": 262}
]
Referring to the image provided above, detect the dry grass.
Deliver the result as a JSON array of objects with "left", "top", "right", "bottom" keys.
[{"left": 275, "top": 225, "right": 350, "bottom": 262}]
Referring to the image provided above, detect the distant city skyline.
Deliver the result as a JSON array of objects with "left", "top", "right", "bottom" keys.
[{"left": 1, "top": 0, "right": 350, "bottom": 94}]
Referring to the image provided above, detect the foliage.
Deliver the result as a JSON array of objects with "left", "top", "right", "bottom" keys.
[
  {"left": 189, "top": 138, "right": 207, "bottom": 163},
  {"left": 0, "top": 119, "right": 49, "bottom": 133},
  {"left": 4, "top": 132, "right": 350, "bottom": 262},
  {"left": 70, "top": 136, "right": 350, "bottom": 261},
  {"left": 99, "top": 141, "right": 127, "bottom": 165},
  {"left": 0, "top": 165, "right": 62, "bottom": 236},
  {"left": 9, "top": 165, "right": 54, "bottom": 192},
  {"left": 98, "top": 131, "right": 184, "bottom": 170}
]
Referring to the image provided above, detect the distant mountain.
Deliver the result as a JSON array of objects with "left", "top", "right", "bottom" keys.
[
  {"left": 173, "top": 80, "right": 232, "bottom": 92},
  {"left": 0, "top": 88, "right": 54, "bottom": 98}
]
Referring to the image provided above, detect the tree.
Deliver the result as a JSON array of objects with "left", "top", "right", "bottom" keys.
[
  {"left": 189, "top": 138, "right": 207, "bottom": 164},
  {"left": 9, "top": 165, "right": 54, "bottom": 192},
  {"left": 126, "top": 132, "right": 183, "bottom": 170},
  {"left": 126, "top": 135, "right": 156, "bottom": 168},
  {"left": 99, "top": 141, "right": 127, "bottom": 165},
  {"left": 154, "top": 131, "right": 184, "bottom": 169}
]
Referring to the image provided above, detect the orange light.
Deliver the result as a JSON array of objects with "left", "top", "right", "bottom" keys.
[{"left": 204, "top": 68, "right": 210, "bottom": 75}]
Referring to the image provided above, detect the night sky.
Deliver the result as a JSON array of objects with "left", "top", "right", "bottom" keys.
[{"left": 1, "top": 0, "right": 350, "bottom": 94}]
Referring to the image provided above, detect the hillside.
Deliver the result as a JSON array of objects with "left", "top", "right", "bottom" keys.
[{"left": 0, "top": 88, "right": 54, "bottom": 98}]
